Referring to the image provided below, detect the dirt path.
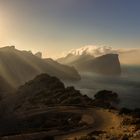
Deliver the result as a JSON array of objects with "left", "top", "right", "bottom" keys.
[
  {"left": 55, "top": 108, "right": 121, "bottom": 140},
  {"left": 0, "top": 106, "right": 122, "bottom": 140}
]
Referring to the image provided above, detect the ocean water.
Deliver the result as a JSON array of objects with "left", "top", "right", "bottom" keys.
[{"left": 66, "top": 65, "right": 140, "bottom": 109}]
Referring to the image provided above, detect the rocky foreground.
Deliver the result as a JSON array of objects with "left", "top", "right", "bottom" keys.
[
  {"left": 64, "top": 111, "right": 140, "bottom": 140},
  {"left": 0, "top": 74, "right": 139, "bottom": 140}
]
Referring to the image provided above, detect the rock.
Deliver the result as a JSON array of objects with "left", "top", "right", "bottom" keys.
[
  {"left": 93, "top": 90, "right": 120, "bottom": 108},
  {"left": 88, "top": 130, "right": 106, "bottom": 136},
  {"left": 35, "top": 52, "right": 42, "bottom": 58},
  {"left": 14, "top": 74, "right": 93, "bottom": 111},
  {"left": 119, "top": 108, "right": 133, "bottom": 115},
  {"left": 121, "top": 134, "right": 129, "bottom": 140},
  {"left": 57, "top": 53, "right": 121, "bottom": 75}
]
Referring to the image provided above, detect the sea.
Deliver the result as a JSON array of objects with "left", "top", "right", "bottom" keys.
[{"left": 66, "top": 65, "right": 140, "bottom": 109}]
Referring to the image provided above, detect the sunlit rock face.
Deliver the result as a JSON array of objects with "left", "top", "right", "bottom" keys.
[
  {"left": 58, "top": 53, "right": 121, "bottom": 75},
  {"left": 0, "top": 46, "right": 80, "bottom": 88}
]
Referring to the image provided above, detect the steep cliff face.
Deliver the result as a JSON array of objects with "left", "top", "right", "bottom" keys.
[
  {"left": 57, "top": 53, "right": 121, "bottom": 75},
  {"left": 83, "top": 54, "right": 121, "bottom": 75},
  {"left": 0, "top": 46, "right": 80, "bottom": 88}
]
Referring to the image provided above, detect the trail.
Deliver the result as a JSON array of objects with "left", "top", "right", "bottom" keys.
[
  {"left": 55, "top": 107, "right": 121, "bottom": 140},
  {"left": 0, "top": 106, "right": 122, "bottom": 140}
]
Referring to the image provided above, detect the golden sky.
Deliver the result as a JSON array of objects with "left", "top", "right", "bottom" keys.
[{"left": 0, "top": 0, "right": 140, "bottom": 64}]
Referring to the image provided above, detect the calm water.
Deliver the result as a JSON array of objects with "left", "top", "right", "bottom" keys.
[{"left": 65, "top": 65, "right": 140, "bottom": 109}]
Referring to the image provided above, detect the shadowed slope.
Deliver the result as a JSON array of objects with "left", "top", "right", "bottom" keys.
[
  {"left": 14, "top": 74, "right": 93, "bottom": 111},
  {"left": 0, "top": 46, "right": 80, "bottom": 88}
]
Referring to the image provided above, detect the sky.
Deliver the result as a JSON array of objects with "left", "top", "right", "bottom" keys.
[{"left": 0, "top": 0, "right": 140, "bottom": 58}]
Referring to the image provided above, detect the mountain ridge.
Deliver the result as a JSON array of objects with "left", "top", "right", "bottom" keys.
[
  {"left": 57, "top": 53, "right": 121, "bottom": 75},
  {"left": 0, "top": 46, "right": 80, "bottom": 88}
]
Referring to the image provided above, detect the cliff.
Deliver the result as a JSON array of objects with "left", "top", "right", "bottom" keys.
[{"left": 58, "top": 53, "right": 121, "bottom": 75}]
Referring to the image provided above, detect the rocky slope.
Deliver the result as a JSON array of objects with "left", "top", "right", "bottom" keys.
[
  {"left": 0, "top": 76, "right": 14, "bottom": 101},
  {"left": 0, "top": 74, "right": 93, "bottom": 136},
  {"left": 14, "top": 74, "right": 93, "bottom": 112},
  {"left": 0, "top": 74, "right": 139, "bottom": 140},
  {"left": 14, "top": 74, "right": 121, "bottom": 112},
  {"left": 0, "top": 46, "right": 80, "bottom": 88}
]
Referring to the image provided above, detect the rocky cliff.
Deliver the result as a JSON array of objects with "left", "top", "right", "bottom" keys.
[{"left": 58, "top": 53, "right": 121, "bottom": 75}]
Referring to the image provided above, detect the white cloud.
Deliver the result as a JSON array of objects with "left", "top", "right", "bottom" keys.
[
  {"left": 65, "top": 45, "right": 140, "bottom": 65},
  {"left": 67, "top": 45, "right": 139, "bottom": 55},
  {"left": 68, "top": 45, "right": 115, "bottom": 56}
]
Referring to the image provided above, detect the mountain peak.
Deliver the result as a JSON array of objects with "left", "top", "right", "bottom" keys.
[
  {"left": 0, "top": 47, "right": 80, "bottom": 88},
  {"left": 0, "top": 46, "right": 15, "bottom": 51},
  {"left": 35, "top": 52, "right": 42, "bottom": 58},
  {"left": 58, "top": 51, "right": 121, "bottom": 75}
]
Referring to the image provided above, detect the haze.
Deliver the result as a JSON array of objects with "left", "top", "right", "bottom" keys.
[
  {"left": 0, "top": 0, "right": 140, "bottom": 64},
  {"left": 0, "top": 1, "right": 140, "bottom": 139}
]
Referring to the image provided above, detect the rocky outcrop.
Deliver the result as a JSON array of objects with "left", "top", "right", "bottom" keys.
[
  {"left": 93, "top": 90, "right": 120, "bottom": 108},
  {"left": 34, "top": 52, "right": 42, "bottom": 58},
  {"left": 89, "top": 54, "right": 121, "bottom": 75},
  {"left": 14, "top": 74, "right": 93, "bottom": 111},
  {"left": 58, "top": 53, "right": 121, "bottom": 75}
]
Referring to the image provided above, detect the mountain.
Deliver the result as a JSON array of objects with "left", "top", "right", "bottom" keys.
[
  {"left": 57, "top": 53, "right": 121, "bottom": 75},
  {"left": 0, "top": 74, "right": 139, "bottom": 140},
  {"left": 14, "top": 74, "right": 93, "bottom": 111},
  {"left": 34, "top": 52, "right": 42, "bottom": 58},
  {"left": 44, "top": 58, "right": 81, "bottom": 77},
  {"left": 0, "top": 46, "right": 80, "bottom": 88},
  {"left": 0, "top": 76, "right": 14, "bottom": 99}
]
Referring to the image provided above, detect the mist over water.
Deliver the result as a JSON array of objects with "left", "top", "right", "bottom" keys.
[{"left": 65, "top": 65, "right": 140, "bottom": 109}]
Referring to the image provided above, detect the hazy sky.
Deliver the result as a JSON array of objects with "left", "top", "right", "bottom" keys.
[{"left": 0, "top": 0, "right": 140, "bottom": 58}]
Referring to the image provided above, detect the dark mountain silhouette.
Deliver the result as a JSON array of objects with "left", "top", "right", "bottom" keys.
[
  {"left": 0, "top": 46, "right": 80, "bottom": 88},
  {"left": 14, "top": 74, "right": 93, "bottom": 111},
  {"left": 57, "top": 53, "right": 121, "bottom": 75},
  {"left": 0, "top": 74, "right": 128, "bottom": 139}
]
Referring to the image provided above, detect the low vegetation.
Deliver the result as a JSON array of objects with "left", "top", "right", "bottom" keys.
[
  {"left": 93, "top": 90, "right": 120, "bottom": 109},
  {"left": 14, "top": 74, "right": 94, "bottom": 112}
]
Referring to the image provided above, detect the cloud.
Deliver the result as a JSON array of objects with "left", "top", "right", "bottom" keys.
[
  {"left": 66, "top": 45, "right": 140, "bottom": 65},
  {"left": 68, "top": 45, "right": 117, "bottom": 57},
  {"left": 67, "top": 45, "right": 140, "bottom": 55}
]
